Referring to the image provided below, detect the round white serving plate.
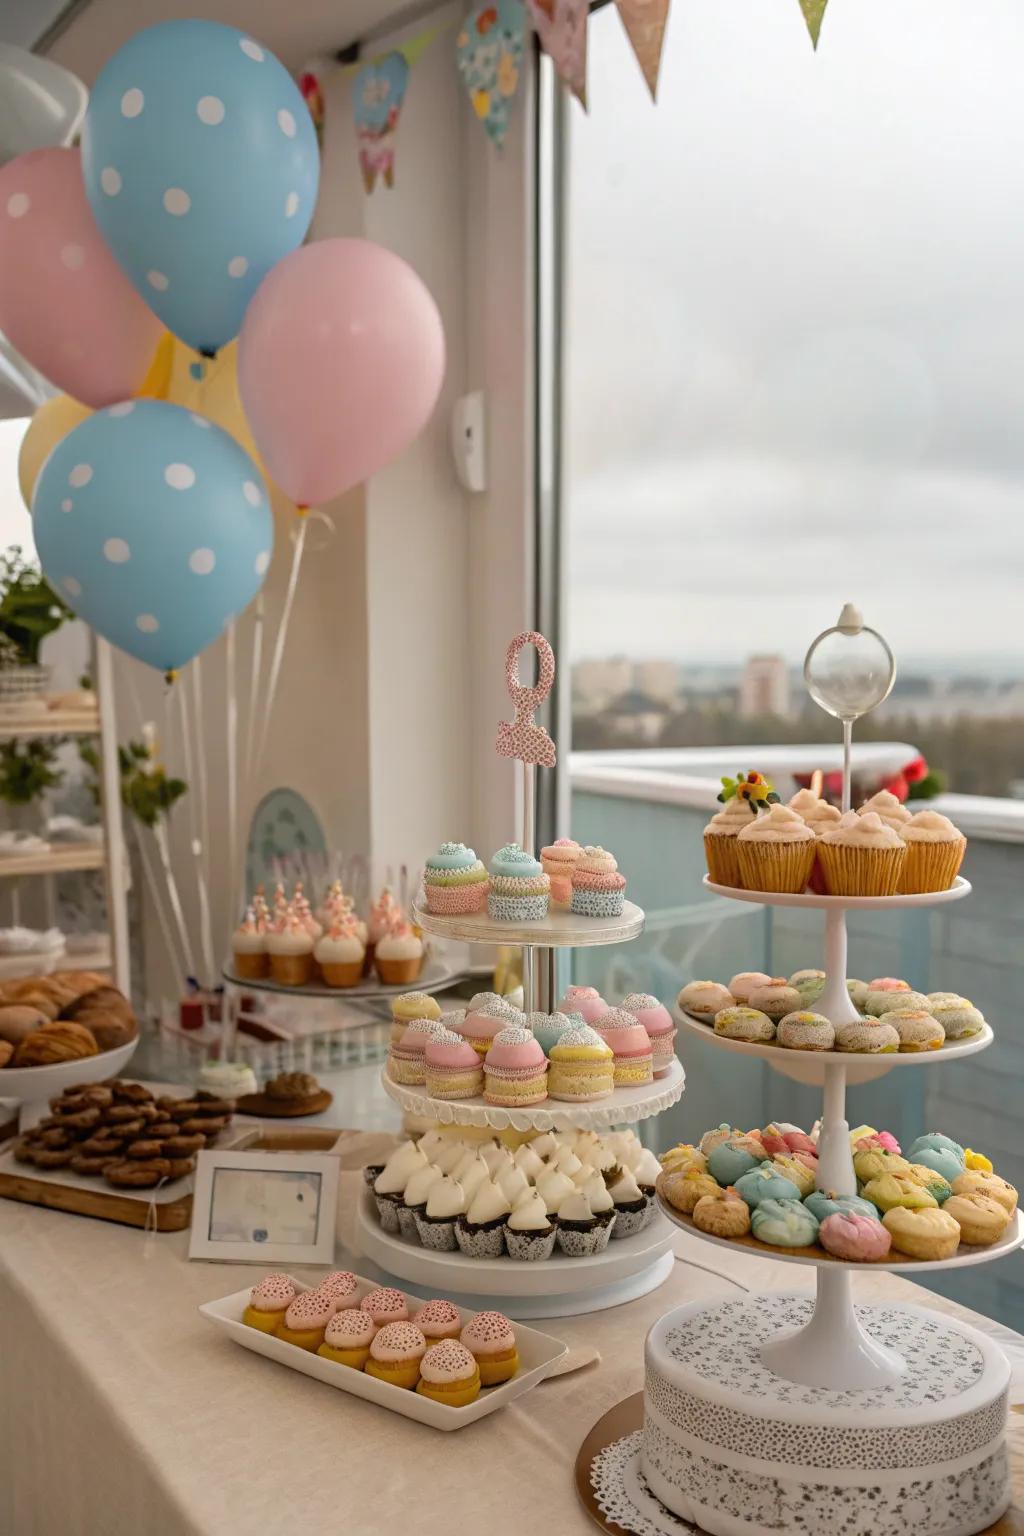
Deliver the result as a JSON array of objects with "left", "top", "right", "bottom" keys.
[
  {"left": 221, "top": 953, "right": 466, "bottom": 1001},
  {"left": 702, "top": 874, "right": 972, "bottom": 910},
  {"left": 676, "top": 1009, "right": 995, "bottom": 1086},
  {"left": 0, "top": 1036, "right": 139, "bottom": 1102},
  {"left": 412, "top": 897, "right": 645, "bottom": 949},
  {"left": 380, "top": 1056, "right": 685, "bottom": 1131},
  {"left": 355, "top": 1187, "right": 676, "bottom": 1317}
]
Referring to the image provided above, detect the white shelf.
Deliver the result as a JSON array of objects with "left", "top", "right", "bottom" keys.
[
  {"left": 411, "top": 896, "right": 645, "bottom": 949},
  {"left": 702, "top": 873, "right": 972, "bottom": 909},
  {"left": 0, "top": 843, "right": 104, "bottom": 879},
  {"left": 380, "top": 1056, "right": 685, "bottom": 1131},
  {"left": 221, "top": 954, "right": 466, "bottom": 1001},
  {"left": 0, "top": 707, "right": 100, "bottom": 741},
  {"left": 676, "top": 1009, "right": 995, "bottom": 1087}
]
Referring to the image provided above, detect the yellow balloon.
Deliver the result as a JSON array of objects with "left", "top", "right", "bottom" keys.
[
  {"left": 18, "top": 394, "right": 92, "bottom": 509},
  {"left": 161, "top": 338, "right": 264, "bottom": 468}
]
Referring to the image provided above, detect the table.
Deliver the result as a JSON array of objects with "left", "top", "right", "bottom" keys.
[{"left": 3, "top": 1146, "right": 1024, "bottom": 1536}]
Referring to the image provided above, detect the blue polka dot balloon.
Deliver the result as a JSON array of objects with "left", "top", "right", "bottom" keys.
[
  {"left": 33, "top": 399, "right": 274, "bottom": 673},
  {"left": 81, "top": 20, "right": 319, "bottom": 354}
]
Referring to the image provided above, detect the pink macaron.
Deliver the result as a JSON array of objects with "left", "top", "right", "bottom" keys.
[
  {"left": 818, "top": 1211, "right": 892, "bottom": 1261},
  {"left": 620, "top": 992, "right": 678, "bottom": 1078},
  {"left": 557, "top": 985, "right": 607, "bottom": 1025}
]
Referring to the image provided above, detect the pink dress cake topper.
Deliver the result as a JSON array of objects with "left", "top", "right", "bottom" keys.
[{"left": 495, "top": 631, "right": 557, "bottom": 768}]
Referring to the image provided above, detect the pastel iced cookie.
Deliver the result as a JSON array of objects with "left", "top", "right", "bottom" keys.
[
  {"left": 750, "top": 1198, "right": 820, "bottom": 1248},
  {"left": 733, "top": 1165, "right": 802, "bottom": 1208},
  {"left": 819, "top": 1211, "right": 892, "bottom": 1261}
]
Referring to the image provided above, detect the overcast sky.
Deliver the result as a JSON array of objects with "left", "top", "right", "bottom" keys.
[{"left": 566, "top": 0, "right": 1024, "bottom": 668}]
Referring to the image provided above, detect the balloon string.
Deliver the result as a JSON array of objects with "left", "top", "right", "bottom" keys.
[
  {"left": 225, "top": 619, "right": 239, "bottom": 936},
  {"left": 187, "top": 656, "right": 216, "bottom": 985},
  {"left": 136, "top": 815, "right": 189, "bottom": 990},
  {"left": 255, "top": 514, "right": 309, "bottom": 775},
  {"left": 242, "top": 592, "right": 264, "bottom": 817},
  {"left": 152, "top": 819, "right": 198, "bottom": 980}
]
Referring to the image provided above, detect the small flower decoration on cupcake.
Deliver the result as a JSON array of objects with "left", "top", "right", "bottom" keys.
[{"left": 717, "top": 770, "right": 780, "bottom": 811}]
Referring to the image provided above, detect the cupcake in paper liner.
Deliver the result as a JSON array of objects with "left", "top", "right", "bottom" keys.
[
  {"left": 818, "top": 810, "right": 906, "bottom": 897},
  {"left": 633, "top": 1147, "right": 664, "bottom": 1212},
  {"left": 570, "top": 846, "right": 627, "bottom": 917},
  {"left": 373, "top": 1139, "right": 428, "bottom": 1233},
  {"left": 898, "top": 810, "right": 966, "bottom": 893},
  {"left": 735, "top": 803, "right": 815, "bottom": 893},
  {"left": 702, "top": 795, "right": 756, "bottom": 888},
  {"left": 581, "top": 1172, "right": 618, "bottom": 1250},
  {"left": 858, "top": 789, "right": 913, "bottom": 833},
  {"left": 503, "top": 1189, "right": 556, "bottom": 1260},
  {"left": 486, "top": 844, "right": 550, "bottom": 921},
  {"left": 455, "top": 1177, "right": 510, "bottom": 1258},
  {"left": 412, "top": 1175, "right": 466, "bottom": 1252},
  {"left": 539, "top": 838, "right": 583, "bottom": 909},
  {"left": 423, "top": 841, "right": 489, "bottom": 915},
  {"left": 398, "top": 1162, "right": 444, "bottom": 1240},
  {"left": 555, "top": 1188, "right": 601, "bottom": 1257},
  {"left": 608, "top": 1168, "right": 648, "bottom": 1238}
]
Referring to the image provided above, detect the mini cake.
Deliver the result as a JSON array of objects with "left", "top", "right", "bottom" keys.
[
  {"left": 702, "top": 794, "right": 756, "bottom": 888},
  {"left": 424, "top": 1029, "right": 484, "bottom": 1100},
  {"left": 633, "top": 1147, "right": 664, "bottom": 1202},
  {"left": 906, "top": 1145, "right": 966, "bottom": 1186},
  {"left": 658, "top": 1168, "right": 721, "bottom": 1215},
  {"left": 899, "top": 810, "right": 967, "bottom": 894},
  {"left": 374, "top": 919, "right": 424, "bottom": 985},
  {"left": 883, "top": 1205, "right": 960, "bottom": 1260},
  {"left": 450, "top": 1149, "right": 490, "bottom": 1203},
  {"left": 819, "top": 1211, "right": 892, "bottom": 1261},
  {"left": 906, "top": 1164, "right": 953, "bottom": 1204},
  {"left": 539, "top": 838, "right": 583, "bottom": 909},
  {"left": 487, "top": 844, "right": 550, "bottom": 921},
  {"left": 197, "top": 1060, "right": 256, "bottom": 1098},
  {"left": 373, "top": 1140, "right": 428, "bottom": 1231},
  {"left": 555, "top": 1188, "right": 602, "bottom": 1256},
  {"left": 761, "top": 1125, "right": 816, "bottom": 1157},
  {"left": 277, "top": 1289, "right": 334, "bottom": 1351},
  {"left": 557, "top": 985, "right": 608, "bottom": 1023},
  {"left": 835, "top": 1018, "right": 900, "bottom": 1054},
  {"left": 422, "top": 842, "right": 489, "bottom": 914},
  {"left": 525, "top": 1009, "right": 576, "bottom": 1055},
  {"left": 861, "top": 1174, "right": 937, "bottom": 1214},
  {"left": 365, "top": 1322, "right": 427, "bottom": 1389},
  {"left": 360, "top": 1287, "right": 410, "bottom": 1326},
  {"left": 503, "top": 1189, "right": 556, "bottom": 1260},
  {"left": 416, "top": 1340, "right": 482, "bottom": 1407},
  {"left": 858, "top": 788, "right": 913, "bottom": 832},
  {"left": 570, "top": 846, "right": 627, "bottom": 918},
  {"left": 659, "top": 1144, "right": 706, "bottom": 1175},
  {"left": 706, "top": 1137, "right": 762, "bottom": 1186},
  {"left": 397, "top": 1163, "right": 444, "bottom": 1239},
  {"left": 483, "top": 1026, "right": 549, "bottom": 1106},
  {"left": 313, "top": 915, "right": 366, "bottom": 987},
  {"left": 412, "top": 1298, "right": 463, "bottom": 1339},
  {"left": 620, "top": 993, "right": 677, "bottom": 1076},
  {"left": 886, "top": 1008, "right": 945, "bottom": 1051},
  {"left": 853, "top": 1147, "right": 911, "bottom": 1184},
  {"left": 677, "top": 980, "right": 734, "bottom": 1020},
  {"left": 776, "top": 1010, "right": 835, "bottom": 1051},
  {"left": 581, "top": 1172, "right": 617, "bottom": 1249},
  {"left": 388, "top": 1018, "right": 447, "bottom": 1085},
  {"left": 232, "top": 907, "right": 268, "bottom": 980},
  {"left": 456, "top": 1177, "right": 511, "bottom": 1257},
  {"left": 733, "top": 1165, "right": 802, "bottom": 1207},
  {"left": 317, "top": 1308, "right": 377, "bottom": 1368},
  {"left": 952, "top": 1171, "right": 1017, "bottom": 1213},
  {"left": 769, "top": 1155, "right": 816, "bottom": 1199},
  {"left": 367, "top": 886, "right": 400, "bottom": 966},
  {"left": 413, "top": 1176, "right": 466, "bottom": 1251},
  {"left": 608, "top": 1168, "right": 649, "bottom": 1238},
  {"left": 547, "top": 1023, "right": 614, "bottom": 1101},
  {"left": 928, "top": 997, "right": 985, "bottom": 1040},
  {"left": 594, "top": 1007, "right": 654, "bottom": 1085},
  {"left": 735, "top": 804, "right": 815, "bottom": 894},
  {"left": 693, "top": 1187, "right": 751, "bottom": 1238},
  {"left": 460, "top": 1310, "right": 518, "bottom": 1385},
  {"left": 266, "top": 910, "right": 315, "bottom": 986},
  {"left": 727, "top": 971, "right": 771, "bottom": 1006},
  {"left": 714, "top": 1006, "right": 775, "bottom": 1043},
  {"left": 804, "top": 1190, "right": 881, "bottom": 1224},
  {"left": 243, "top": 1272, "right": 295, "bottom": 1332},
  {"left": 818, "top": 810, "right": 906, "bottom": 896},
  {"left": 944, "top": 1192, "right": 1011, "bottom": 1246},
  {"left": 747, "top": 978, "right": 802, "bottom": 1020},
  {"left": 750, "top": 1197, "right": 819, "bottom": 1248},
  {"left": 390, "top": 990, "right": 442, "bottom": 1047}
]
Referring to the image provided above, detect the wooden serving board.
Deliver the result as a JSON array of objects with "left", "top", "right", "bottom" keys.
[{"left": 0, "top": 1159, "right": 193, "bottom": 1231}]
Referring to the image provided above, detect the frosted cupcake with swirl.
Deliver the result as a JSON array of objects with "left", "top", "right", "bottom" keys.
[
  {"left": 422, "top": 841, "right": 489, "bottom": 915},
  {"left": 818, "top": 810, "right": 906, "bottom": 897},
  {"left": 486, "top": 843, "right": 550, "bottom": 921}
]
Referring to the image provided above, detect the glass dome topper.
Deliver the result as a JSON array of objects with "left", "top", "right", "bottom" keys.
[{"left": 804, "top": 604, "right": 896, "bottom": 811}]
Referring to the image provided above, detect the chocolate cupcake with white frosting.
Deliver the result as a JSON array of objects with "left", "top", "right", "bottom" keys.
[
  {"left": 455, "top": 1176, "right": 510, "bottom": 1258},
  {"left": 504, "top": 1189, "right": 557, "bottom": 1260}
]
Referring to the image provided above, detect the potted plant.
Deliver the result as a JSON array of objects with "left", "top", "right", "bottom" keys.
[{"left": 0, "top": 544, "right": 70, "bottom": 700}]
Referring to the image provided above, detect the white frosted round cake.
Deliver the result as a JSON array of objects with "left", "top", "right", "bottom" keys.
[{"left": 641, "top": 1294, "right": 1011, "bottom": 1536}]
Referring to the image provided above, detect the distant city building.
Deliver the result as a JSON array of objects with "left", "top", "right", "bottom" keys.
[
  {"left": 603, "top": 688, "right": 671, "bottom": 743},
  {"left": 633, "top": 660, "right": 680, "bottom": 706},
  {"left": 573, "top": 656, "right": 633, "bottom": 711},
  {"left": 739, "top": 655, "right": 790, "bottom": 719}
]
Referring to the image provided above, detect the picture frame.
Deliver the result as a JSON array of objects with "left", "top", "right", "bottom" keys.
[{"left": 188, "top": 1149, "right": 339, "bottom": 1265}]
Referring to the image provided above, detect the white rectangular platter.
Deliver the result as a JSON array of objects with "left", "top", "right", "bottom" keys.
[{"left": 199, "top": 1272, "right": 569, "bottom": 1431}]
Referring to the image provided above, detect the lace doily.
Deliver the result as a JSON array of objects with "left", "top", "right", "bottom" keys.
[{"left": 591, "top": 1432, "right": 697, "bottom": 1536}]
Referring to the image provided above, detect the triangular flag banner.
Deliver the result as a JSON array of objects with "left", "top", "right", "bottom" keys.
[
  {"left": 456, "top": 0, "right": 527, "bottom": 149},
  {"left": 615, "top": 0, "right": 670, "bottom": 101},
  {"left": 353, "top": 52, "right": 411, "bottom": 193},
  {"left": 797, "top": 0, "right": 829, "bottom": 49},
  {"left": 526, "top": 0, "right": 588, "bottom": 108}
]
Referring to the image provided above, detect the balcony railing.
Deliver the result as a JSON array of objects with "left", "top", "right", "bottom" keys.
[{"left": 569, "top": 743, "right": 1024, "bottom": 1330}]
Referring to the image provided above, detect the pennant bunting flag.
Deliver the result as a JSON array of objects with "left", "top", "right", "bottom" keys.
[
  {"left": 456, "top": 0, "right": 527, "bottom": 150},
  {"left": 298, "top": 69, "right": 325, "bottom": 146},
  {"left": 797, "top": 0, "right": 829, "bottom": 49},
  {"left": 353, "top": 51, "right": 411, "bottom": 192},
  {"left": 614, "top": 0, "right": 670, "bottom": 101},
  {"left": 526, "top": 0, "right": 588, "bottom": 108}
]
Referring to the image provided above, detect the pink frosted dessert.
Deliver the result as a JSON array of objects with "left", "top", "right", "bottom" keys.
[
  {"left": 388, "top": 1018, "right": 447, "bottom": 1085},
  {"left": 456, "top": 999, "right": 525, "bottom": 1057},
  {"left": 315, "top": 1271, "right": 359, "bottom": 1311},
  {"left": 540, "top": 838, "right": 583, "bottom": 909},
  {"left": 424, "top": 1028, "right": 484, "bottom": 1100},
  {"left": 411, "top": 1298, "right": 463, "bottom": 1339},
  {"left": 620, "top": 992, "right": 677, "bottom": 1077},
  {"left": 557, "top": 985, "right": 607, "bottom": 1025},
  {"left": 761, "top": 1125, "right": 817, "bottom": 1158},
  {"left": 818, "top": 1211, "right": 892, "bottom": 1261},
  {"left": 593, "top": 1007, "right": 654, "bottom": 1086},
  {"left": 483, "top": 1026, "right": 549, "bottom": 1107},
  {"left": 359, "top": 1286, "right": 410, "bottom": 1325},
  {"left": 855, "top": 1131, "right": 902, "bottom": 1155},
  {"left": 282, "top": 1289, "right": 334, "bottom": 1338}
]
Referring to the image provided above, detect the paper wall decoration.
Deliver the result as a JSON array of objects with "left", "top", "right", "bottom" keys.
[
  {"left": 456, "top": 0, "right": 527, "bottom": 150},
  {"left": 353, "top": 51, "right": 410, "bottom": 192},
  {"left": 615, "top": 0, "right": 670, "bottom": 101},
  {"left": 526, "top": 0, "right": 588, "bottom": 108},
  {"left": 797, "top": 0, "right": 829, "bottom": 48}
]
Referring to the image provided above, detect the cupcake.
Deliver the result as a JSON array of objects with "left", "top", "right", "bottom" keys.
[
  {"left": 232, "top": 906, "right": 269, "bottom": 980},
  {"left": 677, "top": 980, "right": 734, "bottom": 1021},
  {"left": 608, "top": 1168, "right": 648, "bottom": 1238},
  {"left": 412, "top": 1299, "right": 464, "bottom": 1340},
  {"left": 736, "top": 804, "right": 815, "bottom": 894},
  {"left": 633, "top": 1147, "right": 664, "bottom": 1205},
  {"left": 858, "top": 789, "right": 913, "bottom": 832},
  {"left": 243, "top": 1272, "right": 295, "bottom": 1333},
  {"left": 899, "top": 810, "right": 966, "bottom": 894},
  {"left": 483, "top": 1027, "right": 549, "bottom": 1106},
  {"left": 547, "top": 1023, "right": 614, "bottom": 1102},
  {"left": 536, "top": 1167, "right": 576, "bottom": 1218},
  {"left": 375, "top": 918, "right": 424, "bottom": 985},
  {"left": 450, "top": 1149, "right": 491, "bottom": 1203},
  {"left": 416, "top": 1340, "right": 482, "bottom": 1407},
  {"left": 776, "top": 1010, "right": 835, "bottom": 1052},
  {"left": 727, "top": 971, "right": 771, "bottom": 1006},
  {"left": 388, "top": 1018, "right": 448, "bottom": 1085},
  {"left": 413, "top": 1179, "right": 466, "bottom": 1251},
  {"left": 373, "top": 1140, "right": 428, "bottom": 1232},
  {"left": 789, "top": 790, "right": 843, "bottom": 839},
  {"left": 540, "top": 838, "right": 584, "bottom": 909},
  {"left": 456, "top": 1177, "right": 511, "bottom": 1257},
  {"left": 556, "top": 985, "right": 607, "bottom": 1024},
  {"left": 702, "top": 795, "right": 756, "bottom": 888},
  {"left": 266, "top": 909, "right": 315, "bottom": 986},
  {"left": 714, "top": 1006, "right": 775, "bottom": 1043},
  {"left": 277, "top": 1289, "right": 334, "bottom": 1351},
  {"left": 620, "top": 993, "right": 677, "bottom": 1076},
  {"left": 359, "top": 1287, "right": 410, "bottom": 1326},
  {"left": 747, "top": 979, "right": 802, "bottom": 1020},
  {"left": 423, "top": 842, "right": 489, "bottom": 915},
  {"left": 570, "top": 846, "right": 627, "bottom": 918},
  {"left": 315, "top": 1270, "right": 360, "bottom": 1312},
  {"left": 424, "top": 1029, "right": 484, "bottom": 1100},
  {"left": 928, "top": 997, "right": 985, "bottom": 1040},
  {"left": 886, "top": 1008, "right": 945, "bottom": 1052},
  {"left": 399, "top": 1162, "right": 445, "bottom": 1239},
  {"left": 498, "top": 1165, "right": 531, "bottom": 1208},
  {"left": 458, "top": 999, "right": 527, "bottom": 1057},
  {"left": 513, "top": 1142, "right": 545, "bottom": 1181},
  {"left": 594, "top": 1008, "right": 654, "bottom": 1085},
  {"left": 460, "top": 1311, "right": 519, "bottom": 1384},
  {"left": 390, "top": 990, "right": 442, "bottom": 1047},
  {"left": 555, "top": 1188, "right": 601, "bottom": 1256},
  {"left": 313, "top": 915, "right": 366, "bottom": 987},
  {"left": 367, "top": 886, "right": 400, "bottom": 969},
  {"left": 365, "top": 1322, "right": 427, "bottom": 1390},
  {"left": 818, "top": 811, "right": 906, "bottom": 897},
  {"left": 487, "top": 844, "right": 550, "bottom": 922},
  {"left": 503, "top": 1189, "right": 556, "bottom": 1260},
  {"left": 317, "top": 1308, "right": 377, "bottom": 1368}
]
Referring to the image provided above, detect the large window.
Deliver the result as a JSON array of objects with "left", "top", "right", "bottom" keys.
[{"left": 565, "top": 0, "right": 1024, "bottom": 797}]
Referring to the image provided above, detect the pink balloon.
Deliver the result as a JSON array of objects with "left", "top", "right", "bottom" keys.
[
  {"left": 238, "top": 238, "right": 445, "bottom": 506},
  {"left": 0, "top": 147, "right": 163, "bottom": 408}
]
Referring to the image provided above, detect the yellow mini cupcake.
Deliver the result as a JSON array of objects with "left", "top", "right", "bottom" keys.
[
  {"left": 547, "top": 1023, "right": 614, "bottom": 1102},
  {"left": 735, "top": 805, "right": 815, "bottom": 894},
  {"left": 415, "top": 1340, "right": 482, "bottom": 1407},
  {"left": 276, "top": 1289, "right": 334, "bottom": 1351},
  {"left": 899, "top": 810, "right": 967, "bottom": 894},
  {"left": 242, "top": 1273, "right": 295, "bottom": 1334},
  {"left": 317, "top": 1308, "right": 377, "bottom": 1369},
  {"left": 363, "top": 1322, "right": 427, "bottom": 1389},
  {"left": 818, "top": 811, "right": 906, "bottom": 897},
  {"left": 460, "top": 1310, "right": 518, "bottom": 1385}
]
